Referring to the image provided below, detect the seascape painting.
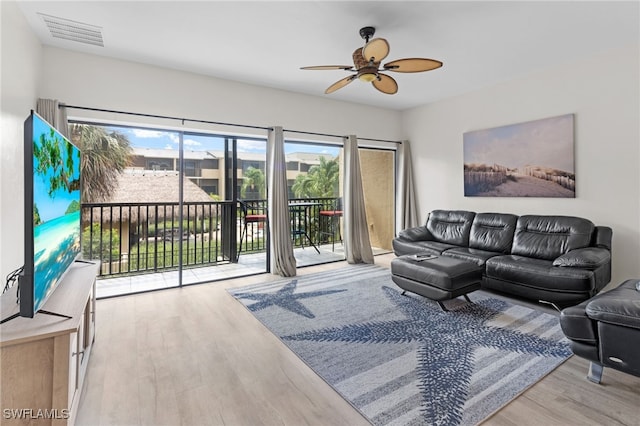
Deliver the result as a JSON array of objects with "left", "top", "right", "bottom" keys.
[{"left": 463, "top": 114, "right": 575, "bottom": 197}]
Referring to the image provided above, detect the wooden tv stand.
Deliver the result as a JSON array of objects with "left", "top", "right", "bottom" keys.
[{"left": 0, "top": 261, "right": 99, "bottom": 426}]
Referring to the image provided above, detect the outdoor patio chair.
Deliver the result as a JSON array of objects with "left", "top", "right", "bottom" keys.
[
  {"left": 319, "top": 197, "right": 343, "bottom": 251},
  {"left": 237, "top": 200, "right": 267, "bottom": 260}
]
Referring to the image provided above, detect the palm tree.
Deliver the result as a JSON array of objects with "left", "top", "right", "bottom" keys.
[
  {"left": 241, "top": 166, "right": 266, "bottom": 199},
  {"left": 69, "top": 124, "right": 132, "bottom": 202},
  {"left": 292, "top": 157, "right": 339, "bottom": 198}
]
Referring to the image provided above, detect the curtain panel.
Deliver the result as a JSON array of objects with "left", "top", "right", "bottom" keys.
[
  {"left": 343, "top": 135, "right": 374, "bottom": 264},
  {"left": 396, "top": 139, "right": 419, "bottom": 233},
  {"left": 36, "top": 99, "right": 69, "bottom": 138},
  {"left": 267, "top": 126, "right": 296, "bottom": 276}
]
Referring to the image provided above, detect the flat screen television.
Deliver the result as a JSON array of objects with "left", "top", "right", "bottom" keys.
[{"left": 19, "top": 111, "right": 82, "bottom": 318}]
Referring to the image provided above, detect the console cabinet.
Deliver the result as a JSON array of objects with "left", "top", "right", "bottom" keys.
[{"left": 1, "top": 261, "right": 99, "bottom": 426}]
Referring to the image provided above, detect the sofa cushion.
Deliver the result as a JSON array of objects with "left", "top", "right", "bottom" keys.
[
  {"left": 511, "top": 215, "right": 595, "bottom": 261},
  {"left": 397, "top": 225, "right": 432, "bottom": 242},
  {"left": 392, "top": 239, "right": 458, "bottom": 256},
  {"left": 442, "top": 247, "right": 500, "bottom": 266},
  {"left": 485, "top": 255, "right": 595, "bottom": 294},
  {"left": 468, "top": 212, "right": 518, "bottom": 253},
  {"left": 426, "top": 210, "right": 475, "bottom": 246}
]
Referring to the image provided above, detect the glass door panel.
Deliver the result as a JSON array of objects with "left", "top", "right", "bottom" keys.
[
  {"left": 72, "top": 123, "right": 182, "bottom": 296},
  {"left": 285, "top": 141, "right": 344, "bottom": 266},
  {"left": 181, "top": 136, "right": 268, "bottom": 285},
  {"left": 180, "top": 133, "right": 228, "bottom": 285}
]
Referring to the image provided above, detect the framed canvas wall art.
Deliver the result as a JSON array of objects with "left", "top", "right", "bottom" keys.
[{"left": 463, "top": 114, "right": 575, "bottom": 198}]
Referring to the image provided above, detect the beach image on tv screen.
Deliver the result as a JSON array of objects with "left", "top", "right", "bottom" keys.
[{"left": 32, "top": 114, "right": 81, "bottom": 312}]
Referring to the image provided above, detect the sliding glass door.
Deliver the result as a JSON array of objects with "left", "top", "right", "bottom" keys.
[
  {"left": 74, "top": 121, "right": 269, "bottom": 296},
  {"left": 73, "top": 118, "right": 396, "bottom": 296}
]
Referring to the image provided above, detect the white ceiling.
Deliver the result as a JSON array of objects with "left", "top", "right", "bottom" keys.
[{"left": 17, "top": 1, "right": 640, "bottom": 111}]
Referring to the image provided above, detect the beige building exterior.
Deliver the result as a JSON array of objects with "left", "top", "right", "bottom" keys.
[{"left": 128, "top": 146, "right": 394, "bottom": 251}]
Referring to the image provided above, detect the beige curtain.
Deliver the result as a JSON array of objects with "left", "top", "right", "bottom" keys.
[
  {"left": 36, "top": 99, "right": 69, "bottom": 138},
  {"left": 396, "top": 140, "right": 419, "bottom": 232},
  {"left": 343, "top": 135, "right": 374, "bottom": 264},
  {"left": 267, "top": 126, "right": 296, "bottom": 276}
]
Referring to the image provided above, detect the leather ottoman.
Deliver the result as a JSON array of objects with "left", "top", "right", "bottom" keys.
[{"left": 391, "top": 255, "right": 483, "bottom": 311}]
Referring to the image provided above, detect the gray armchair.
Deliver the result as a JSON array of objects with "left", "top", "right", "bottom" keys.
[{"left": 559, "top": 279, "right": 640, "bottom": 383}]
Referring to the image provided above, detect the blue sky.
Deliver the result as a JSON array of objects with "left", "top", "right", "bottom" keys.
[
  {"left": 106, "top": 125, "right": 340, "bottom": 156},
  {"left": 33, "top": 115, "right": 81, "bottom": 222}
]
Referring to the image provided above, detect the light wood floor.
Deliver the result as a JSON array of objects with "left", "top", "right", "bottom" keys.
[{"left": 76, "top": 254, "right": 640, "bottom": 426}]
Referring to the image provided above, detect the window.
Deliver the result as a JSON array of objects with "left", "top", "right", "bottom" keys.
[{"left": 184, "top": 160, "right": 198, "bottom": 176}]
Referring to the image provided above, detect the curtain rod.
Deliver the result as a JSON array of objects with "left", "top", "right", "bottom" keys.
[
  {"left": 60, "top": 104, "right": 402, "bottom": 144},
  {"left": 283, "top": 128, "right": 401, "bottom": 144},
  {"left": 60, "top": 104, "right": 273, "bottom": 131}
]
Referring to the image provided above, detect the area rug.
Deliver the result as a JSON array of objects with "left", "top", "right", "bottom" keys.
[{"left": 227, "top": 264, "right": 571, "bottom": 426}]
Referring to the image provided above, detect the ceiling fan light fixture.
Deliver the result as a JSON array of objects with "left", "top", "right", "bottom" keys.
[{"left": 358, "top": 72, "right": 377, "bottom": 83}]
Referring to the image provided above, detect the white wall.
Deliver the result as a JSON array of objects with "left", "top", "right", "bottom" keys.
[
  {"left": 0, "top": 1, "right": 42, "bottom": 281},
  {"left": 39, "top": 47, "right": 402, "bottom": 142},
  {"left": 402, "top": 45, "right": 640, "bottom": 285}
]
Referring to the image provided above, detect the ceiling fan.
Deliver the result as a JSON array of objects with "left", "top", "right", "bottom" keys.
[{"left": 301, "top": 26, "right": 443, "bottom": 95}]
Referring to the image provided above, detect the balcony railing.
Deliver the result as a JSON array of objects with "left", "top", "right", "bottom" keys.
[{"left": 81, "top": 197, "right": 339, "bottom": 277}]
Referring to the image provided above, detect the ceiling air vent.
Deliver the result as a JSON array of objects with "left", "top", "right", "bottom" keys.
[{"left": 39, "top": 13, "right": 104, "bottom": 47}]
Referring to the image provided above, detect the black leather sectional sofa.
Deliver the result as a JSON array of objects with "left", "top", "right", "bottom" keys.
[{"left": 392, "top": 210, "right": 612, "bottom": 308}]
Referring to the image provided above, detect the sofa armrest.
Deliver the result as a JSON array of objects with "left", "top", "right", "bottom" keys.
[
  {"left": 552, "top": 247, "right": 611, "bottom": 270},
  {"left": 560, "top": 301, "right": 598, "bottom": 344},
  {"left": 593, "top": 226, "right": 612, "bottom": 250},
  {"left": 398, "top": 226, "right": 433, "bottom": 242},
  {"left": 586, "top": 279, "right": 640, "bottom": 330}
]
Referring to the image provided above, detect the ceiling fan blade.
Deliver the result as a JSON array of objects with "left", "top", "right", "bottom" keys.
[
  {"left": 372, "top": 73, "right": 397, "bottom": 95},
  {"left": 383, "top": 58, "right": 443, "bottom": 73},
  {"left": 325, "top": 75, "right": 356, "bottom": 94},
  {"left": 362, "top": 38, "right": 390, "bottom": 62},
  {"left": 301, "top": 65, "right": 354, "bottom": 71}
]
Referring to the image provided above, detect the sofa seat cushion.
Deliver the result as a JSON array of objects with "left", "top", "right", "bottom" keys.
[
  {"left": 392, "top": 239, "right": 459, "bottom": 256},
  {"left": 485, "top": 255, "right": 595, "bottom": 294},
  {"left": 442, "top": 247, "right": 500, "bottom": 266}
]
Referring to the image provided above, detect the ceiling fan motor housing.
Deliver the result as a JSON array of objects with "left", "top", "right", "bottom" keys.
[{"left": 353, "top": 48, "right": 378, "bottom": 81}]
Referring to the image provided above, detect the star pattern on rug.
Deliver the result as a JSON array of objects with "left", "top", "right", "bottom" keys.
[
  {"left": 234, "top": 279, "right": 347, "bottom": 319},
  {"left": 283, "top": 286, "right": 571, "bottom": 426}
]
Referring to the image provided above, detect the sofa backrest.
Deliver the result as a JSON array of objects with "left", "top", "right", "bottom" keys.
[
  {"left": 426, "top": 210, "right": 475, "bottom": 246},
  {"left": 469, "top": 213, "right": 518, "bottom": 253},
  {"left": 512, "top": 215, "right": 595, "bottom": 260}
]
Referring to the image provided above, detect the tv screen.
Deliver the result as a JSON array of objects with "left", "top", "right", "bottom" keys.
[{"left": 20, "top": 111, "right": 81, "bottom": 318}]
